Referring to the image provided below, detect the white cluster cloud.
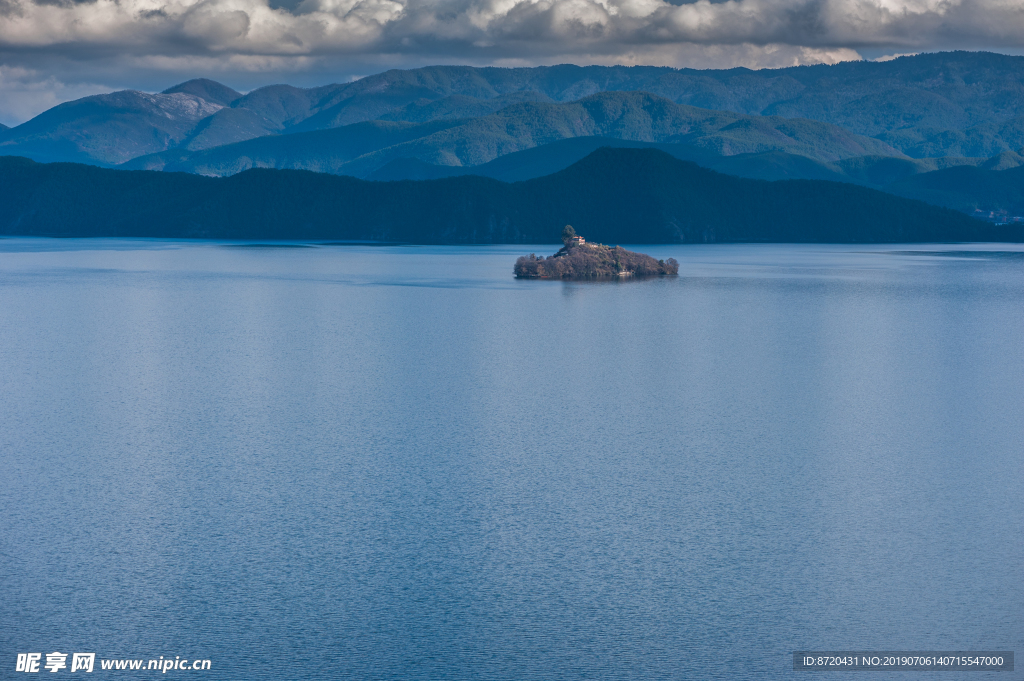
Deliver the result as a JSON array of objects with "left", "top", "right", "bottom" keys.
[
  {"left": 0, "top": 0, "right": 1022, "bottom": 124},
  {"left": 2, "top": 0, "right": 1023, "bottom": 59}
]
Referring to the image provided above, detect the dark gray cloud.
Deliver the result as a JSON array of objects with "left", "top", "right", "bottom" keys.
[{"left": 1, "top": 0, "right": 1023, "bottom": 124}]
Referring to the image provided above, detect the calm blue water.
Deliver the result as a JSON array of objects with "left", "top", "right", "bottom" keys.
[{"left": 1, "top": 240, "right": 1022, "bottom": 680}]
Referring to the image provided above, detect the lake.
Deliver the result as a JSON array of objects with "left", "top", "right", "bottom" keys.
[{"left": 1, "top": 239, "right": 1021, "bottom": 679}]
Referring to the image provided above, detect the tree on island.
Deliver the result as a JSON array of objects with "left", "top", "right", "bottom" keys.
[{"left": 561, "top": 225, "right": 577, "bottom": 247}]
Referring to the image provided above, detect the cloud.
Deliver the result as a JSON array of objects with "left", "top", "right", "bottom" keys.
[
  {"left": 2, "top": 0, "right": 1023, "bottom": 61},
  {"left": 873, "top": 51, "right": 918, "bottom": 61},
  {"left": 0, "top": 66, "right": 113, "bottom": 125},
  {"left": 0, "top": 0, "right": 1022, "bottom": 123}
]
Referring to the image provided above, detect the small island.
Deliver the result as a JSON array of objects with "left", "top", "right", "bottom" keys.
[{"left": 514, "top": 226, "right": 679, "bottom": 279}]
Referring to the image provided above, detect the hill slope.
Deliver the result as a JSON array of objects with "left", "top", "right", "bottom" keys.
[
  {"left": 0, "top": 149, "right": 1007, "bottom": 244},
  {"left": 366, "top": 137, "right": 1024, "bottom": 219},
  {"left": 888, "top": 165, "right": 1024, "bottom": 215},
  {"left": 280, "top": 52, "right": 1024, "bottom": 152},
  {"left": 0, "top": 91, "right": 227, "bottom": 165},
  {"left": 162, "top": 79, "right": 242, "bottom": 106},
  {"left": 121, "top": 92, "right": 900, "bottom": 176},
  {"left": 367, "top": 136, "right": 852, "bottom": 183},
  {"left": 4, "top": 51, "right": 1024, "bottom": 167}
]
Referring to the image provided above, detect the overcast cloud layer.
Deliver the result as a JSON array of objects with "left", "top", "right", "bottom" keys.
[{"left": 1, "top": 0, "right": 1023, "bottom": 124}]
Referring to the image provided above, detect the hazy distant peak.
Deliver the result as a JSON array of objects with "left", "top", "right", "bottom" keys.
[{"left": 162, "top": 79, "right": 242, "bottom": 107}]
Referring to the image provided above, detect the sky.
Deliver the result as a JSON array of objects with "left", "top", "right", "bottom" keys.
[{"left": 1, "top": 0, "right": 1023, "bottom": 125}]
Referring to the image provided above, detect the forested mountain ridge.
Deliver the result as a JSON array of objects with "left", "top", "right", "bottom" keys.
[
  {"left": 162, "top": 79, "right": 243, "bottom": 106},
  {"left": 358, "top": 135, "right": 1024, "bottom": 217},
  {"left": 120, "top": 91, "right": 899, "bottom": 176},
  {"left": 0, "top": 89, "right": 228, "bottom": 165},
  {"left": 363, "top": 135, "right": 1024, "bottom": 208},
  {"left": 367, "top": 136, "right": 1024, "bottom": 183},
  {"left": 0, "top": 149, "right": 1010, "bottom": 244},
  {"left": 3, "top": 52, "right": 1024, "bottom": 168},
  {"left": 887, "top": 165, "right": 1024, "bottom": 215}
]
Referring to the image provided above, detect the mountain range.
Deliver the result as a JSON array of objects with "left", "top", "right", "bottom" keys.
[
  {"left": 3, "top": 51, "right": 1024, "bottom": 167},
  {"left": 0, "top": 148, "right": 1009, "bottom": 243},
  {"left": 2, "top": 51, "right": 1024, "bottom": 224},
  {"left": 361, "top": 135, "right": 1024, "bottom": 214},
  {"left": 119, "top": 91, "right": 898, "bottom": 177}
]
